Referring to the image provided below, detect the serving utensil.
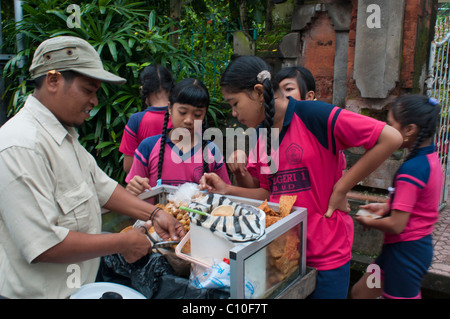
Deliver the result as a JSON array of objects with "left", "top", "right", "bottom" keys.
[{"left": 179, "top": 206, "right": 208, "bottom": 216}]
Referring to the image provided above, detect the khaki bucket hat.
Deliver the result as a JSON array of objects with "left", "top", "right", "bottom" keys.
[{"left": 29, "top": 36, "right": 126, "bottom": 85}]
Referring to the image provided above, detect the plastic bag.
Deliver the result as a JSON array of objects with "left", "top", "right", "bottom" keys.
[
  {"left": 167, "top": 182, "right": 203, "bottom": 206},
  {"left": 98, "top": 253, "right": 174, "bottom": 299},
  {"left": 189, "top": 260, "right": 256, "bottom": 299},
  {"left": 97, "top": 253, "right": 229, "bottom": 299},
  {"left": 153, "top": 275, "right": 229, "bottom": 299}
]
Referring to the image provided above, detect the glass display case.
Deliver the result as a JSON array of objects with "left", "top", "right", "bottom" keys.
[{"left": 114, "top": 185, "right": 308, "bottom": 299}]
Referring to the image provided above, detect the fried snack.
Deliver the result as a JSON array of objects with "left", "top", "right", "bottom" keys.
[
  {"left": 163, "top": 202, "right": 190, "bottom": 232},
  {"left": 258, "top": 199, "right": 279, "bottom": 216},
  {"left": 265, "top": 215, "right": 281, "bottom": 228},
  {"left": 266, "top": 228, "right": 301, "bottom": 288},
  {"left": 279, "top": 195, "right": 297, "bottom": 217},
  {"left": 267, "top": 235, "right": 286, "bottom": 258},
  {"left": 181, "top": 238, "right": 191, "bottom": 254},
  {"left": 211, "top": 205, "right": 234, "bottom": 216}
]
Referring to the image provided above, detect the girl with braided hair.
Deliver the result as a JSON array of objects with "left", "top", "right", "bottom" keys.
[
  {"left": 199, "top": 55, "right": 402, "bottom": 298},
  {"left": 227, "top": 65, "right": 319, "bottom": 188},
  {"left": 352, "top": 95, "right": 443, "bottom": 299},
  {"left": 125, "top": 78, "right": 230, "bottom": 196},
  {"left": 119, "top": 65, "right": 174, "bottom": 173}
]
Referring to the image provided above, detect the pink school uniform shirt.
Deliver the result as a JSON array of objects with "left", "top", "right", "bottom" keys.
[
  {"left": 119, "top": 106, "right": 173, "bottom": 157},
  {"left": 247, "top": 98, "right": 386, "bottom": 271},
  {"left": 126, "top": 133, "right": 231, "bottom": 187},
  {"left": 385, "top": 144, "right": 443, "bottom": 244}
]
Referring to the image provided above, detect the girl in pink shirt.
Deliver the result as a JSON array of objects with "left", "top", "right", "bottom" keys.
[
  {"left": 352, "top": 95, "right": 443, "bottom": 299},
  {"left": 227, "top": 66, "right": 318, "bottom": 188},
  {"left": 126, "top": 78, "right": 230, "bottom": 196},
  {"left": 119, "top": 65, "right": 174, "bottom": 173},
  {"left": 199, "top": 55, "right": 402, "bottom": 298}
]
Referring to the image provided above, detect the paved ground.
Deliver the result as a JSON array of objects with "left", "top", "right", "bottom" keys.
[
  {"left": 430, "top": 198, "right": 450, "bottom": 276},
  {"left": 422, "top": 189, "right": 450, "bottom": 298}
]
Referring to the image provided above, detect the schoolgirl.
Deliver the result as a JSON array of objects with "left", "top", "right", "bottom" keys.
[
  {"left": 119, "top": 64, "right": 174, "bottom": 172},
  {"left": 126, "top": 78, "right": 230, "bottom": 195},
  {"left": 199, "top": 55, "right": 402, "bottom": 298},
  {"left": 228, "top": 65, "right": 318, "bottom": 188},
  {"left": 352, "top": 95, "right": 443, "bottom": 299}
]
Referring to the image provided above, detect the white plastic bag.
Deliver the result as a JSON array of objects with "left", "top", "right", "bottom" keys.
[{"left": 189, "top": 260, "right": 256, "bottom": 298}]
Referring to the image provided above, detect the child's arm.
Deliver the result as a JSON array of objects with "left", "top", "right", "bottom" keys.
[
  {"left": 199, "top": 172, "right": 270, "bottom": 200},
  {"left": 227, "top": 150, "right": 260, "bottom": 188},
  {"left": 325, "top": 125, "right": 402, "bottom": 217},
  {"left": 354, "top": 209, "right": 410, "bottom": 234},
  {"left": 126, "top": 175, "right": 151, "bottom": 196}
]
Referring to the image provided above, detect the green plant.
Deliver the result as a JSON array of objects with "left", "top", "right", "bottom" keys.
[{"left": 2, "top": 0, "right": 209, "bottom": 182}]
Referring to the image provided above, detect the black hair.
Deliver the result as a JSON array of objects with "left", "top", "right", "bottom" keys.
[
  {"left": 140, "top": 64, "right": 174, "bottom": 107},
  {"left": 274, "top": 66, "right": 316, "bottom": 100},
  {"left": 32, "top": 70, "right": 80, "bottom": 89},
  {"left": 157, "top": 78, "right": 210, "bottom": 183},
  {"left": 220, "top": 55, "right": 275, "bottom": 168},
  {"left": 388, "top": 94, "right": 441, "bottom": 215},
  {"left": 390, "top": 94, "right": 440, "bottom": 161}
]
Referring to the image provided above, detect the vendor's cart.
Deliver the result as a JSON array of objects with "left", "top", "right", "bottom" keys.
[{"left": 102, "top": 185, "right": 317, "bottom": 299}]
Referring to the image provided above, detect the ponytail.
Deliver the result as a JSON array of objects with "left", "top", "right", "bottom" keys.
[
  {"left": 157, "top": 109, "right": 170, "bottom": 185},
  {"left": 221, "top": 56, "right": 276, "bottom": 169}
]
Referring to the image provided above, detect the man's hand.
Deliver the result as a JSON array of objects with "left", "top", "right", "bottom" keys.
[
  {"left": 152, "top": 210, "right": 186, "bottom": 241},
  {"left": 119, "top": 221, "right": 152, "bottom": 263}
]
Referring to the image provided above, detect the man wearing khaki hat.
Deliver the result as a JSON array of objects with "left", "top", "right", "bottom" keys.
[{"left": 0, "top": 36, "right": 185, "bottom": 299}]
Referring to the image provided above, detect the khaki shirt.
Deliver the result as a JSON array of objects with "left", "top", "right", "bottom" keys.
[{"left": 0, "top": 95, "right": 118, "bottom": 298}]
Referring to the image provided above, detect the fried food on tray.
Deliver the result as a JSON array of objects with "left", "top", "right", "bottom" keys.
[
  {"left": 279, "top": 195, "right": 297, "bottom": 217},
  {"left": 265, "top": 215, "right": 281, "bottom": 228},
  {"left": 160, "top": 202, "right": 190, "bottom": 232},
  {"left": 258, "top": 199, "right": 279, "bottom": 216}
]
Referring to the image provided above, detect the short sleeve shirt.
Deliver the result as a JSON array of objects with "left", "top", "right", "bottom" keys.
[
  {"left": 126, "top": 133, "right": 231, "bottom": 187},
  {"left": 119, "top": 106, "right": 172, "bottom": 157},
  {"left": 0, "top": 95, "right": 118, "bottom": 298},
  {"left": 247, "top": 98, "right": 386, "bottom": 270},
  {"left": 385, "top": 145, "right": 443, "bottom": 244}
]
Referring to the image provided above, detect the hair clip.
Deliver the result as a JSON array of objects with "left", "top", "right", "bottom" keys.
[
  {"left": 156, "top": 179, "right": 162, "bottom": 186},
  {"left": 429, "top": 97, "right": 439, "bottom": 106},
  {"left": 257, "top": 70, "right": 271, "bottom": 83}
]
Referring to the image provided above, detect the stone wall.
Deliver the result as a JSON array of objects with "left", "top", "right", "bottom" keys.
[{"left": 273, "top": 0, "right": 438, "bottom": 191}]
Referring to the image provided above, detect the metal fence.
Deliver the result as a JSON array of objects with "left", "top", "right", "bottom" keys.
[
  {"left": 426, "top": 16, "right": 450, "bottom": 208},
  {"left": 176, "top": 18, "right": 234, "bottom": 102},
  {"left": 176, "top": 17, "right": 261, "bottom": 103}
]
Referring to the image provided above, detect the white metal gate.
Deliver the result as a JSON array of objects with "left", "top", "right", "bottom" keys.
[{"left": 426, "top": 18, "right": 450, "bottom": 209}]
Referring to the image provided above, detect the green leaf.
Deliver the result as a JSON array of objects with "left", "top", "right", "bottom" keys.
[{"left": 107, "top": 40, "right": 117, "bottom": 62}]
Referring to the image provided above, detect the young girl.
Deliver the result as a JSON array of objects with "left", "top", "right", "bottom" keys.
[
  {"left": 275, "top": 65, "right": 316, "bottom": 101},
  {"left": 199, "top": 55, "right": 402, "bottom": 298},
  {"left": 125, "top": 78, "right": 230, "bottom": 196},
  {"left": 119, "top": 64, "right": 174, "bottom": 173},
  {"left": 351, "top": 95, "right": 443, "bottom": 299},
  {"left": 227, "top": 65, "right": 318, "bottom": 188}
]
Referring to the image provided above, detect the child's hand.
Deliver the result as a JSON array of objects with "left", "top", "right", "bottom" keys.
[
  {"left": 227, "top": 149, "right": 248, "bottom": 177},
  {"left": 126, "top": 176, "right": 151, "bottom": 196},
  {"left": 324, "top": 188, "right": 350, "bottom": 218},
  {"left": 360, "top": 203, "right": 389, "bottom": 217},
  {"left": 199, "top": 172, "right": 229, "bottom": 195}
]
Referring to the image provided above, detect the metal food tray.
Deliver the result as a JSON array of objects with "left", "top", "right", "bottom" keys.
[{"left": 129, "top": 185, "right": 311, "bottom": 299}]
